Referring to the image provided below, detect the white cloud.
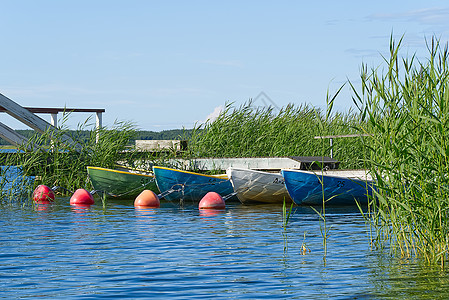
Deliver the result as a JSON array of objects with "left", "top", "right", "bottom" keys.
[
  {"left": 197, "top": 105, "right": 223, "bottom": 125},
  {"left": 368, "top": 7, "right": 449, "bottom": 25}
]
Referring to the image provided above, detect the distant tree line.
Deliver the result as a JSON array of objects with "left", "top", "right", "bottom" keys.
[
  {"left": 0, "top": 129, "right": 194, "bottom": 146},
  {"left": 134, "top": 129, "right": 193, "bottom": 141}
]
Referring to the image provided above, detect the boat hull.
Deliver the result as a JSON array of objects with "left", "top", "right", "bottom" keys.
[
  {"left": 281, "top": 169, "right": 374, "bottom": 205},
  {"left": 226, "top": 167, "right": 292, "bottom": 204},
  {"left": 87, "top": 166, "right": 158, "bottom": 199},
  {"left": 153, "top": 166, "right": 234, "bottom": 202}
]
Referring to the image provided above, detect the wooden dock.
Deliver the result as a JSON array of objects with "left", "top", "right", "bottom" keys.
[
  {"left": 135, "top": 140, "right": 188, "bottom": 152},
  {"left": 127, "top": 156, "right": 339, "bottom": 172},
  {"left": 127, "top": 140, "right": 340, "bottom": 172},
  {"left": 179, "top": 156, "right": 339, "bottom": 171}
]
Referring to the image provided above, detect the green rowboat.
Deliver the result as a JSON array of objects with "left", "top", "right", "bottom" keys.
[{"left": 87, "top": 166, "right": 159, "bottom": 199}]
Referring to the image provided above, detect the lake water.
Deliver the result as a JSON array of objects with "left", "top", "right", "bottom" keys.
[{"left": 2, "top": 197, "right": 449, "bottom": 299}]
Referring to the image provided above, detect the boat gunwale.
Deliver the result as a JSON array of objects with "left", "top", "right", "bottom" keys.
[
  {"left": 87, "top": 166, "right": 155, "bottom": 178},
  {"left": 152, "top": 166, "right": 228, "bottom": 179},
  {"left": 281, "top": 168, "right": 374, "bottom": 182},
  {"left": 227, "top": 167, "right": 282, "bottom": 175}
]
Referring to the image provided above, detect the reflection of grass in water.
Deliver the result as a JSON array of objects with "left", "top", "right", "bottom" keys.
[
  {"left": 282, "top": 197, "right": 293, "bottom": 230},
  {"left": 282, "top": 198, "right": 311, "bottom": 255},
  {"left": 368, "top": 254, "right": 449, "bottom": 298},
  {"left": 300, "top": 232, "right": 310, "bottom": 255},
  {"left": 351, "top": 34, "right": 449, "bottom": 265},
  {"left": 282, "top": 197, "right": 293, "bottom": 253}
]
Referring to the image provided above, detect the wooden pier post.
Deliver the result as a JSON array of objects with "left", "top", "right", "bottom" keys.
[{"left": 96, "top": 111, "right": 102, "bottom": 143}]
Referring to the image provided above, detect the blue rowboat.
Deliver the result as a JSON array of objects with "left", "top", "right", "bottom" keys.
[
  {"left": 281, "top": 169, "right": 374, "bottom": 205},
  {"left": 152, "top": 166, "right": 235, "bottom": 202}
]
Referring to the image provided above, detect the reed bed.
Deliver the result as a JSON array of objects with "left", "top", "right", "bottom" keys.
[
  {"left": 0, "top": 118, "right": 139, "bottom": 203},
  {"left": 187, "top": 101, "right": 366, "bottom": 169},
  {"left": 352, "top": 36, "right": 449, "bottom": 264}
]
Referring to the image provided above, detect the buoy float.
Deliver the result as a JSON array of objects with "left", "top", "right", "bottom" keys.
[
  {"left": 134, "top": 190, "right": 160, "bottom": 208},
  {"left": 198, "top": 192, "right": 225, "bottom": 209},
  {"left": 70, "top": 189, "right": 94, "bottom": 206},
  {"left": 32, "top": 185, "right": 55, "bottom": 203}
]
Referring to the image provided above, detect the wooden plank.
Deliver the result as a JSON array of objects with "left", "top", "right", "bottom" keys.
[
  {"left": 0, "top": 93, "right": 81, "bottom": 150},
  {"left": 135, "top": 140, "right": 186, "bottom": 151},
  {"left": 0, "top": 106, "right": 105, "bottom": 113},
  {"left": 309, "top": 169, "right": 373, "bottom": 181},
  {"left": 289, "top": 156, "right": 339, "bottom": 169},
  {"left": 127, "top": 156, "right": 342, "bottom": 172},
  {"left": 0, "top": 122, "right": 35, "bottom": 150},
  {"left": 172, "top": 157, "right": 303, "bottom": 171},
  {"left": 289, "top": 156, "right": 338, "bottom": 163}
]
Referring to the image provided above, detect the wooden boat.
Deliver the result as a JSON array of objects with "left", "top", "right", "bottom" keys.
[
  {"left": 152, "top": 166, "right": 235, "bottom": 202},
  {"left": 87, "top": 166, "right": 159, "bottom": 199},
  {"left": 226, "top": 167, "right": 292, "bottom": 204},
  {"left": 281, "top": 169, "right": 374, "bottom": 205}
]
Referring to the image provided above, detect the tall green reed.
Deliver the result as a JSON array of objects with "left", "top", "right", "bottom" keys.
[
  {"left": 310, "top": 85, "right": 346, "bottom": 261},
  {"left": 2, "top": 116, "right": 138, "bottom": 200},
  {"left": 188, "top": 100, "right": 365, "bottom": 169},
  {"left": 351, "top": 35, "right": 449, "bottom": 264}
]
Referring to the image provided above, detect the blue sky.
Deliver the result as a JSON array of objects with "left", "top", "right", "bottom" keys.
[{"left": 1, "top": 1, "right": 449, "bottom": 131}]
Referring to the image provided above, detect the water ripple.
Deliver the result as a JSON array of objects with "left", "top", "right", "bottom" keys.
[{"left": 0, "top": 202, "right": 447, "bottom": 299}]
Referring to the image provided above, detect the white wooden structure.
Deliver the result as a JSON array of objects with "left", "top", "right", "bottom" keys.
[
  {"left": 183, "top": 157, "right": 301, "bottom": 171},
  {"left": 135, "top": 140, "right": 186, "bottom": 152},
  {"left": 127, "top": 156, "right": 339, "bottom": 172},
  {"left": 177, "top": 156, "right": 338, "bottom": 171},
  {"left": 0, "top": 93, "right": 105, "bottom": 150}
]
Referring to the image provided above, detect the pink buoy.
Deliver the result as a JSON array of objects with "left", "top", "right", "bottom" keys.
[
  {"left": 134, "top": 190, "right": 160, "bottom": 208},
  {"left": 32, "top": 185, "right": 55, "bottom": 203},
  {"left": 199, "top": 192, "right": 225, "bottom": 209},
  {"left": 70, "top": 189, "right": 94, "bottom": 206}
]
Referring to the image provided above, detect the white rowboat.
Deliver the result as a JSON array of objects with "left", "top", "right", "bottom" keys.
[{"left": 226, "top": 167, "right": 293, "bottom": 204}]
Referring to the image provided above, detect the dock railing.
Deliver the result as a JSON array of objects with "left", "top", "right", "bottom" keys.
[{"left": 0, "top": 92, "right": 105, "bottom": 150}]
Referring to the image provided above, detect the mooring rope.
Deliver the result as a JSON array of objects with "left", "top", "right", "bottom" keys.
[
  {"left": 157, "top": 184, "right": 184, "bottom": 199},
  {"left": 180, "top": 179, "right": 230, "bottom": 189},
  {"left": 111, "top": 178, "right": 157, "bottom": 198},
  {"left": 51, "top": 186, "right": 74, "bottom": 194},
  {"left": 83, "top": 174, "right": 157, "bottom": 198}
]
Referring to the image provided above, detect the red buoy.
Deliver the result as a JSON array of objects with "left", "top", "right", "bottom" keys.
[
  {"left": 134, "top": 190, "right": 160, "bottom": 208},
  {"left": 199, "top": 192, "right": 225, "bottom": 209},
  {"left": 70, "top": 189, "right": 94, "bottom": 206},
  {"left": 32, "top": 185, "right": 55, "bottom": 203}
]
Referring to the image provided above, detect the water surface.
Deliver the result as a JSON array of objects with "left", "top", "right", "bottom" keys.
[{"left": 1, "top": 199, "right": 448, "bottom": 299}]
